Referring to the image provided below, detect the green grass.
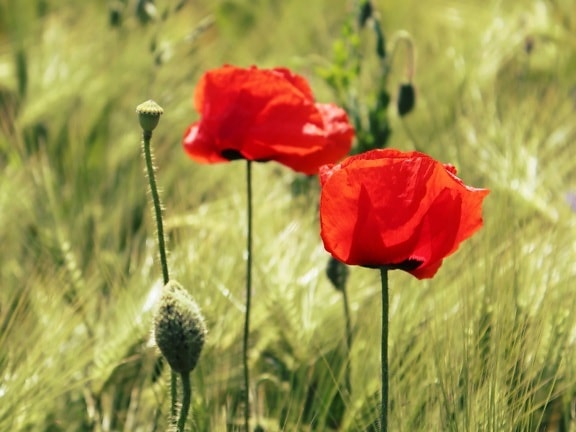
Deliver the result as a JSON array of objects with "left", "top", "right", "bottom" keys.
[{"left": 1, "top": 0, "right": 576, "bottom": 430}]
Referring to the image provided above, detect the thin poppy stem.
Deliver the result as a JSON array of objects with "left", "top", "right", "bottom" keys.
[
  {"left": 176, "top": 373, "right": 191, "bottom": 432},
  {"left": 242, "top": 160, "right": 253, "bottom": 431},
  {"left": 341, "top": 284, "right": 353, "bottom": 394},
  {"left": 140, "top": 129, "right": 177, "bottom": 422},
  {"left": 141, "top": 130, "right": 170, "bottom": 285},
  {"left": 380, "top": 267, "right": 389, "bottom": 432}
]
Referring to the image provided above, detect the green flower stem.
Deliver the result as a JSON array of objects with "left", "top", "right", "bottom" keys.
[
  {"left": 141, "top": 129, "right": 170, "bottom": 285},
  {"left": 380, "top": 267, "right": 389, "bottom": 432},
  {"left": 341, "top": 284, "right": 353, "bottom": 393},
  {"left": 177, "top": 373, "right": 192, "bottom": 432},
  {"left": 138, "top": 112, "right": 178, "bottom": 426},
  {"left": 243, "top": 160, "right": 253, "bottom": 431}
]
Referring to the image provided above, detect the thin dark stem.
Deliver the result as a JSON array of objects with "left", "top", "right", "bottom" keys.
[
  {"left": 341, "top": 285, "right": 353, "bottom": 394},
  {"left": 141, "top": 130, "right": 170, "bottom": 285},
  {"left": 243, "top": 160, "right": 253, "bottom": 431},
  {"left": 176, "top": 373, "right": 191, "bottom": 432},
  {"left": 380, "top": 267, "right": 389, "bottom": 432}
]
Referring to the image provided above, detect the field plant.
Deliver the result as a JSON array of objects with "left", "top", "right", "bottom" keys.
[{"left": 1, "top": 0, "right": 576, "bottom": 431}]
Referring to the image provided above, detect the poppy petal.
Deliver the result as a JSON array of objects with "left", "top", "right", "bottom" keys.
[
  {"left": 319, "top": 148, "right": 489, "bottom": 279},
  {"left": 274, "top": 103, "right": 355, "bottom": 174},
  {"left": 183, "top": 123, "right": 229, "bottom": 163},
  {"left": 183, "top": 65, "right": 354, "bottom": 173}
]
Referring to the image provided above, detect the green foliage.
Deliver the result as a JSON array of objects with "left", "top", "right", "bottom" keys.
[
  {"left": 1, "top": 0, "right": 576, "bottom": 431},
  {"left": 317, "top": 4, "right": 393, "bottom": 154}
]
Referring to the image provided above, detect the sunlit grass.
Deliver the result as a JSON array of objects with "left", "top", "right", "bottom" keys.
[{"left": 1, "top": 0, "right": 576, "bottom": 430}]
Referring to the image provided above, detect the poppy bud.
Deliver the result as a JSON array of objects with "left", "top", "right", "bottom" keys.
[
  {"left": 136, "top": 99, "right": 163, "bottom": 132},
  {"left": 154, "top": 280, "right": 207, "bottom": 374},
  {"left": 326, "top": 257, "right": 349, "bottom": 292},
  {"left": 397, "top": 83, "right": 415, "bottom": 116},
  {"left": 358, "top": 1, "right": 373, "bottom": 28},
  {"left": 373, "top": 21, "right": 386, "bottom": 60},
  {"left": 108, "top": 1, "right": 123, "bottom": 27},
  {"left": 524, "top": 36, "right": 535, "bottom": 55}
]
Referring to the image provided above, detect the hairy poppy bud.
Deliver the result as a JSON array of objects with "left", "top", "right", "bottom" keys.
[
  {"left": 136, "top": 99, "right": 164, "bottom": 132},
  {"left": 397, "top": 83, "right": 415, "bottom": 117},
  {"left": 154, "top": 280, "right": 207, "bottom": 374}
]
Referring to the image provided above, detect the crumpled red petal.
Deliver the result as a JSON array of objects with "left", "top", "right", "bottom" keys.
[
  {"left": 319, "top": 149, "right": 489, "bottom": 279},
  {"left": 183, "top": 65, "right": 354, "bottom": 174}
]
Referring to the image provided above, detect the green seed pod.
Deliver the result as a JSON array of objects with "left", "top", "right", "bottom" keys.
[
  {"left": 154, "top": 280, "right": 207, "bottom": 374},
  {"left": 136, "top": 99, "right": 164, "bottom": 132}
]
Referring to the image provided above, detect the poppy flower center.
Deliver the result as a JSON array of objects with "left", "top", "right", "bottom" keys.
[
  {"left": 220, "top": 148, "right": 273, "bottom": 163},
  {"left": 389, "top": 258, "right": 423, "bottom": 272},
  {"left": 362, "top": 258, "right": 423, "bottom": 271},
  {"left": 221, "top": 149, "right": 245, "bottom": 161}
]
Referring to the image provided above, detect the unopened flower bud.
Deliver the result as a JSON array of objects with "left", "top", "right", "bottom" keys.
[
  {"left": 154, "top": 280, "right": 207, "bottom": 374},
  {"left": 373, "top": 21, "right": 386, "bottom": 60},
  {"left": 397, "top": 83, "right": 415, "bottom": 117},
  {"left": 136, "top": 99, "right": 164, "bottom": 132},
  {"left": 326, "top": 257, "right": 349, "bottom": 292},
  {"left": 358, "top": 1, "right": 373, "bottom": 28}
]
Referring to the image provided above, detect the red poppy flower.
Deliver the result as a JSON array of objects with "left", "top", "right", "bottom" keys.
[
  {"left": 182, "top": 65, "right": 354, "bottom": 175},
  {"left": 319, "top": 149, "right": 489, "bottom": 279}
]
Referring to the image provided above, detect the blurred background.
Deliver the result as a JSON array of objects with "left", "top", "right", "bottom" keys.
[{"left": 1, "top": 0, "right": 576, "bottom": 430}]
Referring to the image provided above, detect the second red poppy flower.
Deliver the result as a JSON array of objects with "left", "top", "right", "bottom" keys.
[
  {"left": 183, "top": 65, "right": 354, "bottom": 175},
  {"left": 319, "top": 149, "right": 489, "bottom": 279}
]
